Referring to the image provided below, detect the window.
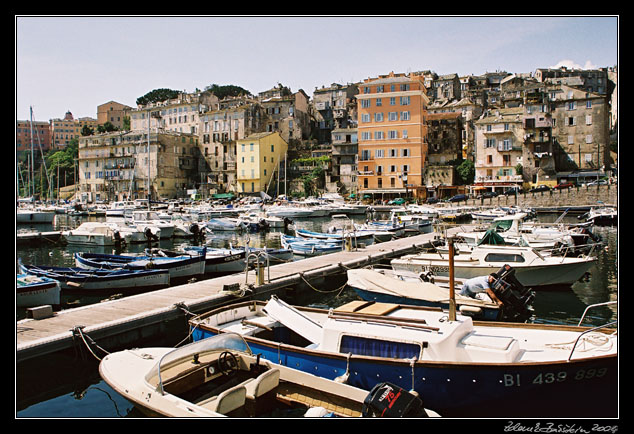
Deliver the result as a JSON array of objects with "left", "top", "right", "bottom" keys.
[
  {"left": 375, "top": 149, "right": 384, "bottom": 158},
  {"left": 271, "top": 145, "right": 275, "bottom": 152},
  {"left": 361, "top": 114, "right": 371, "bottom": 123},
  {"left": 402, "top": 148, "right": 410, "bottom": 157},
  {"left": 374, "top": 112, "right": 384, "bottom": 122},
  {"left": 401, "top": 111, "right": 410, "bottom": 121},
  {"left": 389, "top": 97, "right": 396, "bottom": 106},
  {"left": 339, "top": 335, "right": 420, "bottom": 359},
  {"left": 361, "top": 99, "right": 371, "bottom": 108},
  {"left": 374, "top": 131, "right": 384, "bottom": 140},
  {"left": 388, "top": 130, "right": 398, "bottom": 139},
  {"left": 586, "top": 115, "right": 592, "bottom": 125},
  {"left": 400, "top": 96, "right": 410, "bottom": 105},
  {"left": 375, "top": 98, "right": 382, "bottom": 106},
  {"left": 485, "top": 253, "right": 525, "bottom": 263},
  {"left": 388, "top": 112, "right": 398, "bottom": 121}
]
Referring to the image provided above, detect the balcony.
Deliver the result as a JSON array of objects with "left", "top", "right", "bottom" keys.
[{"left": 357, "top": 170, "right": 374, "bottom": 176}]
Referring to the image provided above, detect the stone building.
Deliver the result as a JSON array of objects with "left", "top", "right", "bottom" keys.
[
  {"left": 97, "top": 101, "right": 132, "bottom": 130},
  {"left": 77, "top": 130, "right": 201, "bottom": 202}
]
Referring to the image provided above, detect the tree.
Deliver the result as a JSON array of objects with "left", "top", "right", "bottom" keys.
[
  {"left": 456, "top": 159, "right": 475, "bottom": 185},
  {"left": 136, "top": 88, "right": 181, "bottom": 106},
  {"left": 204, "top": 84, "right": 251, "bottom": 99},
  {"left": 97, "top": 122, "right": 118, "bottom": 133},
  {"left": 81, "top": 125, "right": 94, "bottom": 136}
]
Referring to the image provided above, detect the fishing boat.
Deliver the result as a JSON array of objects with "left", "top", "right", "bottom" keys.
[
  {"left": 280, "top": 235, "right": 342, "bottom": 257},
  {"left": 99, "top": 333, "right": 439, "bottom": 418},
  {"left": 189, "top": 296, "right": 617, "bottom": 418},
  {"left": 177, "top": 247, "right": 247, "bottom": 274},
  {"left": 61, "top": 222, "right": 128, "bottom": 246},
  {"left": 74, "top": 248, "right": 206, "bottom": 283},
  {"left": 346, "top": 265, "right": 534, "bottom": 321},
  {"left": 18, "top": 261, "right": 170, "bottom": 292},
  {"left": 295, "top": 228, "right": 375, "bottom": 246},
  {"left": 245, "top": 247, "right": 294, "bottom": 264},
  {"left": 128, "top": 210, "right": 175, "bottom": 239},
  {"left": 16, "top": 273, "right": 61, "bottom": 307},
  {"left": 390, "top": 244, "right": 597, "bottom": 288}
]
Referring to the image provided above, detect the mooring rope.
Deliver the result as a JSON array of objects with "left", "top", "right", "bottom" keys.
[{"left": 72, "top": 326, "right": 110, "bottom": 361}]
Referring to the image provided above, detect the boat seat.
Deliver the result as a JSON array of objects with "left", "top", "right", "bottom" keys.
[
  {"left": 244, "top": 368, "right": 280, "bottom": 400},
  {"left": 197, "top": 384, "right": 247, "bottom": 414}
]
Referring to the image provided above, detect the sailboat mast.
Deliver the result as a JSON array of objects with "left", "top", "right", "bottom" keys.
[{"left": 29, "top": 106, "right": 35, "bottom": 197}]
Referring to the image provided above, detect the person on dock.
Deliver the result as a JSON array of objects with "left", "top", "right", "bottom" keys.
[{"left": 459, "top": 274, "right": 503, "bottom": 305}]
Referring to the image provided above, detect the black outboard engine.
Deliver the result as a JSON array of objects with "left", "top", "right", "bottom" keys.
[
  {"left": 490, "top": 264, "right": 535, "bottom": 321},
  {"left": 361, "top": 382, "right": 428, "bottom": 418}
]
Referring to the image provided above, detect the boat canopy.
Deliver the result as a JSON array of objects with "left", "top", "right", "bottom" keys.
[{"left": 477, "top": 229, "right": 507, "bottom": 246}]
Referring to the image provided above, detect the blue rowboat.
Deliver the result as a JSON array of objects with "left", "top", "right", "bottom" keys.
[
  {"left": 295, "top": 228, "right": 375, "bottom": 245},
  {"left": 74, "top": 247, "right": 206, "bottom": 283},
  {"left": 18, "top": 261, "right": 170, "bottom": 291},
  {"left": 189, "top": 296, "right": 617, "bottom": 418},
  {"left": 17, "top": 273, "right": 61, "bottom": 307}
]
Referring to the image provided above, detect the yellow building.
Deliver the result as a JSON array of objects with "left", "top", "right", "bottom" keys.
[{"left": 236, "top": 132, "right": 288, "bottom": 195}]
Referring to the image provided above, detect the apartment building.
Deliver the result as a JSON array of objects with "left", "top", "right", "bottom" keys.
[
  {"left": 258, "top": 85, "right": 311, "bottom": 144},
  {"left": 130, "top": 91, "right": 219, "bottom": 135},
  {"left": 97, "top": 101, "right": 132, "bottom": 130},
  {"left": 77, "top": 130, "right": 201, "bottom": 202},
  {"left": 330, "top": 127, "right": 358, "bottom": 194},
  {"left": 356, "top": 72, "right": 429, "bottom": 199},
  {"left": 51, "top": 111, "right": 98, "bottom": 148},
  {"left": 312, "top": 83, "right": 359, "bottom": 143},
  {"left": 236, "top": 132, "right": 288, "bottom": 195},
  {"left": 16, "top": 120, "right": 51, "bottom": 153},
  {"left": 550, "top": 84, "right": 610, "bottom": 172},
  {"left": 474, "top": 107, "right": 525, "bottom": 191},
  {"left": 200, "top": 97, "right": 264, "bottom": 193}
]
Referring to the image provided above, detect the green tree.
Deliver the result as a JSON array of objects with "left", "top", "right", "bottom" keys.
[
  {"left": 204, "top": 84, "right": 251, "bottom": 99},
  {"left": 97, "top": 121, "right": 118, "bottom": 133},
  {"left": 456, "top": 159, "right": 475, "bottom": 185},
  {"left": 81, "top": 125, "right": 94, "bottom": 136},
  {"left": 136, "top": 88, "right": 181, "bottom": 106}
]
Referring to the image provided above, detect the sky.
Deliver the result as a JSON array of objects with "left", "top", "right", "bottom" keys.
[{"left": 15, "top": 15, "right": 618, "bottom": 122}]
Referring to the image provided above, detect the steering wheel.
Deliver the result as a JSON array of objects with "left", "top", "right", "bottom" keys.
[{"left": 217, "top": 351, "right": 239, "bottom": 376}]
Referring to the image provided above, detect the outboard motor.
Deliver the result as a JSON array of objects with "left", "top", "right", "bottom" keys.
[
  {"left": 490, "top": 264, "right": 535, "bottom": 321},
  {"left": 361, "top": 382, "right": 428, "bottom": 418}
]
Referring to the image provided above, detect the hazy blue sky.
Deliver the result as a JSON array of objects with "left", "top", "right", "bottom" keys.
[{"left": 16, "top": 16, "right": 618, "bottom": 122}]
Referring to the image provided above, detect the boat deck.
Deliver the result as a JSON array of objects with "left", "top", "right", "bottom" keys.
[{"left": 16, "top": 228, "right": 467, "bottom": 363}]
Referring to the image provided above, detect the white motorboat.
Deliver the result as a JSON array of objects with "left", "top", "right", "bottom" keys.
[
  {"left": 128, "top": 210, "right": 175, "bottom": 239},
  {"left": 584, "top": 206, "right": 617, "bottom": 225},
  {"left": 105, "top": 201, "right": 136, "bottom": 217},
  {"left": 206, "top": 217, "right": 246, "bottom": 232},
  {"left": 189, "top": 296, "right": 617, "bottom": 418},
  {"left": 99, "top": 333, "right": 439, "bottom": 418},
  {"left": 61, "top": 222, "right": 127, "bottom": 246},
  {"left": 391, "top": 244, "right": 597, "bottom": 288},
  {"left": 103, "top": 219, "right": 151, "bottom": 244},
  {"left": 265, "top": 206, "right": 314, "bottom": 219}
]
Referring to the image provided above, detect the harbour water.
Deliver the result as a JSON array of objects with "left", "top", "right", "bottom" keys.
[{"left": 15, "top": 212, "right": 618, "bottom": 418}]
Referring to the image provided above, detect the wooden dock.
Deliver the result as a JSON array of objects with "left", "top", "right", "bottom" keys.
[{"left": 16, "top": 229, "right": 463, "bottom": 363}]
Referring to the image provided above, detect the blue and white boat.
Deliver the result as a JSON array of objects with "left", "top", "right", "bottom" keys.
[
  {"left": 179, "top": 247, "right": 247, "bottom": 274},
  {"left": 295, "top": 228, "right": 375, "bottom": 246},
  {"left": 189, "top": 296, "right": 617, "bottom": 418},
  {"left": 74, "top": 248, "right": 206, "bottom": 283},
  {"left": 19, "top": 261, "right": 170, "bottom": 292},
  {"left": 17, "top": 273, "right": 61, "bottom": 307},
  {"left": 280, "top": 235, "right": 342, "bottom": 257}
]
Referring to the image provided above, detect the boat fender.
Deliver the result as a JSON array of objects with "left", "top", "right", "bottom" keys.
[
  {"left": 189, "top": 223, "right": 199, "bottom": 234},
  {"left": 459, "top": 305, "right": 483, "bottom": 316}
]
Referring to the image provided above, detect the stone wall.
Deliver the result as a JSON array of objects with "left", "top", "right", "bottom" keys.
[{"left": 462, "top": 184, "right": 617, "bottom": 209}]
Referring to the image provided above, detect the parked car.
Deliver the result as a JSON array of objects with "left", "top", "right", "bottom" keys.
[
  {"left": 503, "top": 187, "right": 523, "bottom": 195},
  {"left": 388, "top": 198, "right": 406, "bottom": 205},
  {"left": 554, "top": 182, "right": 575, "bottom": 190},
  {"left": 528, "top": 185, "right": 551, "bottom": 193},
  {"left": 586, "top": 179, "right": 609, "bottom": 186},
  {"left": 478, "top": 191, "right": 499, "bottom": 199},
  {"left": 448, "top": 194, "right": 468, "bottom": 203},
  {"left": 425, "top": 197, "right": 439, "bottom": 204}
]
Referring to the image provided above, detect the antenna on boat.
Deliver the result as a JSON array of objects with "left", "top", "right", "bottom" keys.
[{"left": 448, "top": 237, "right": 457, "bottom": 321}]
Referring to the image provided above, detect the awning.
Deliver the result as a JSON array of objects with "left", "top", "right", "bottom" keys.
[{"left": 212, "top": 193, "right": 236, "bottom": 199}]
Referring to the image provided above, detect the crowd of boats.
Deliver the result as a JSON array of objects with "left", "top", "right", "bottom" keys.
[{"left": 17, "top": 197, "right": 617, "bottom": 418}]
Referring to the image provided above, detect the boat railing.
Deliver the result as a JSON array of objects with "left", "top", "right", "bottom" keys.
[
  {"left": 568, "top": 320, "right": 617, "bottom": 362},
  {"left": 577, "top": 301, "right": 617, "bottom": 326}
]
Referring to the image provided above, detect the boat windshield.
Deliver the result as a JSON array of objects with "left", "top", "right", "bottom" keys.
[{"left": 148, "top": 333, "right": 252, "bottom": 392}]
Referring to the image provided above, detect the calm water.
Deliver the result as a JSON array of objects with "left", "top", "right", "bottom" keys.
[{"left": 15, "top": 212, "right": 618, "bottom": 418}]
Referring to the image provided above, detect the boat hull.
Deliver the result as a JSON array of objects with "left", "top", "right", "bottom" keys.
[
  {"left": 191, "top": 321, "right": 616, "bottom": 418},
  {"left": 16, "top": 274, "right": 61, "bottom": 307},
  {"left": 391, "top": 257, "right": 596, "bottom": 288}
]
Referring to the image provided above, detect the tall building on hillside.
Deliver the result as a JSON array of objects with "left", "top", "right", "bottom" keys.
[
  {"left": 236, "top": 132, "right": 288, "bottom": 196},
  {"left": 356, "top": 72, "right": 429, "bottom": 200},
  {"left": 97, "top": 101, "right": 132, "bottom": 130}
]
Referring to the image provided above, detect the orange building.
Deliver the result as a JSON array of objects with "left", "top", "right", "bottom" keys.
[{"left": 356, "top": 72, "right": 429, "bottom": 200}]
